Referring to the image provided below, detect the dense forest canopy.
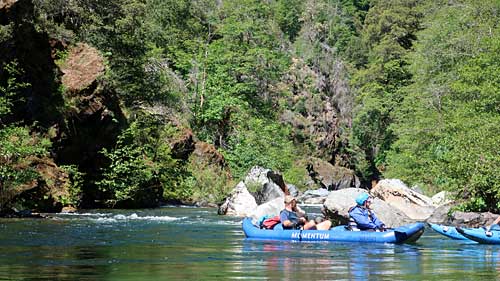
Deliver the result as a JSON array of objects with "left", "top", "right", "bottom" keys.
[{"left": 0, "top": 0, "right": 498, "bottom": 212}]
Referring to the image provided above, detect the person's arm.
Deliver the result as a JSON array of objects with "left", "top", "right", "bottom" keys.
[
  {"left": 486, "top": 216, "right": 500, "bottom": 232},
  {"left": 349, "top": 207, "right": 378, "bottom": 230},
  {"left": 370, "top": 211, "right": 385, "bottom": 230}
]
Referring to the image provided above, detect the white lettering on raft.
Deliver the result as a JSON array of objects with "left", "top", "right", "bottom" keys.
[{"left": 290, "top": 232, "right": 330, "bottom": 240}]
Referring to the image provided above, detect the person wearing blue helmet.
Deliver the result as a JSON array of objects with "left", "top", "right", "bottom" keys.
[{"left": 348, "top": 192, "right": 386, "bottom": 231}]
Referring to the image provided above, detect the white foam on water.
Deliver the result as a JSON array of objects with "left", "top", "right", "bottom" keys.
[
  {"left": 56, "top": 211, "right": 186, "bottom": 223},
  {"left": 95, "top": 217, "right": 118, "bottom": 223},
  {"left": 106, "top": 213, "right": 185, "bottom": 222},
  {"left": 59, "top": 212, "right": 109, "bottom": 217}
]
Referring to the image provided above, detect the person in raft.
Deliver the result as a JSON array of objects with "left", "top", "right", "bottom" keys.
[
  {"left": 280, "top": 195, "right": 332, "bottom": 230},
  {"left": 348, "top": 192, "right": 386, "bottom": 231}
]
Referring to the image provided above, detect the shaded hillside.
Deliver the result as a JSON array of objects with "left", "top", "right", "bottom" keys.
[{"left": 1, "top": 0, "right": 498, "bottom": 213}]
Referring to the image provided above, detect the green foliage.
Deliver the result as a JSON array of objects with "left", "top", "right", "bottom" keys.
[
  {"left": 275, "top": 0, "right": 303, "bottom": 42},
  {"left": 59, "top": 165, "right": 84, "bottom": 206},
  {"left": 350, "top": 0, "right": 423, "bottom": 182},
  {"left": 0, "top": 125, "right": 51, "bottom": 208},
  {"left": 294, "top": 0, "right": 366, "bottom": 64},
  {"left": 0, "top": 22, "right": 13, "bottom": 44},
  {"left": 385, "top": 0, "right": 500, "bottom": 209},
  {"left": 222, "top": 116, "right": 296, "bottom": 179},
  {"left": 183, "top": 159, "right": 234, "bottom": 204},
  {"left": 0, "top": 60, "right": 30, "bottom": 117},
  {"left": 283, "top": 162, "right": 310, "bottom": 191},
  {"left": 96, "top": 120, "right": 178, "bottom": 206},
  {"left": 191, "top": 0, "right": 290, "bottom": 146}
]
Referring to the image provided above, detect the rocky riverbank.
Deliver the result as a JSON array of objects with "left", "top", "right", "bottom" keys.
[{"left": 218, "top": 166, "right": 499, "bottom": 228}]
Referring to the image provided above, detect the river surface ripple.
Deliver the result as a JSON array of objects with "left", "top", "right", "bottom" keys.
[{"left": 0, "top": 206, "right": 499, "bottom": 280}]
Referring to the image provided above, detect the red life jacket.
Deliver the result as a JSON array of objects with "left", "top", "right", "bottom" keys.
[{"left": 261, "top": 215, "right": 281, "bottom": 229}]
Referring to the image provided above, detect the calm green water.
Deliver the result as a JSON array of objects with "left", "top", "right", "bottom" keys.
[{"left": 0, "top": 206, "right": 499, "bottom": 280}]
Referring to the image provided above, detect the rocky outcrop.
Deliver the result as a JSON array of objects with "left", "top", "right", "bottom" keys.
[
  {"left": 449, "top": 211, "right": 498, "bottom": 228},
  {"left": 192, "top": 141, "right": 227, "bottom": 170},
  {"left": 306, "top": 157, "right": 360, "bottom": 190},
  {"left": 431, "top": 191, "right": 453, "bottom": 207},
  {"left": 218, "top": 182, "right": 258, "bottom": 216},
  {"left": 55, "top": 44, "right": 126, "bottom": 207},
  {"left": 297, "top": 188, "right": 330, "bottom": 205},
  {"left": 280, "top": 57, "right": 352, "bottom": 166},
  {"left": 323, "top": 188, "right": 413, "bottom": 227},
  {"left": 218, "top": 166, "right": 288, "bottom": 216},
  {"left": 0, "top": 0, "right": 17, "bottom": 10},
  {"left": 371, "top": 179, "right": 435, "bottom": 221},
  {"left": 170, "top": 129, "right": 196, "bottom": 160},
  {"left": 426, "top": 202, "right": 499, "bottom": 228},
  {"left": 60, "top": 43, "right": 105, "bottom": 92},
  {"left": 5, "top": 157, "right": 71, "bottom": 213}
]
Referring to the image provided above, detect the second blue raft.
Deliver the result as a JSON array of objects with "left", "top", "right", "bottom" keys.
[
  {"left": 429, "top": 223, "right": 468, "bottom": 240},
  {"left": 456, "top": 227, "right": 500, "bottom": 244}
]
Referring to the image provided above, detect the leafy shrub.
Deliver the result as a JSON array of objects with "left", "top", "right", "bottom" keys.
[
  {"left": 223, "top": 116, "right": 297, "bottom": 180},
  {"left": 96, "top": 120, "right": 177, "bottom": 206},
  {"left": 0, "top": 126, "right": 51, "bottom": 208},
  {"left": 59, "top": 165, "right": 84, "bottom": 206}
]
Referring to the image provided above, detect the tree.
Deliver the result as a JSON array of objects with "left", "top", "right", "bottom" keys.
[
  {"left": 385, "top": 0, "right": 500, "bottom": 209},
  {"left": 350, "top": 0, "right": 423, "bottom": 183}
]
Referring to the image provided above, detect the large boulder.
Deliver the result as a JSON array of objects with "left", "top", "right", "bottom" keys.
[
  {"left": 431, "top": 191, "right": 453, "bottom": 207},
  {"left": 218, "top": 166, "right": 289, "bottom": 216},
  {"left": 427, "top": 204, "right": 500, "bottom": 228},
  {"left": 245, "top": 166, "right": 287, "bottom": 205},
  {"left": 371, "top": 179, "right": 435, "bottom": 221},
  {"left": 297, "top": 188, "right": 330, "bottom": 205},
  {"left": 217, "top": 182, "right": 258, "bottom": 217},
  {"left": 306, "top": 157, "right": 360, "bottom": 190},
  {"left": 323, "top": 188, "right": 413, "bottom": 227},
  {"left": 248, "top": 197, "right": 285, "bottom": 224},
  {"left": 449, "top": 211, "right": 498, "bottom": 228},
  {"left": 426, "top": 203, "right": 455, "bottom": 225}
]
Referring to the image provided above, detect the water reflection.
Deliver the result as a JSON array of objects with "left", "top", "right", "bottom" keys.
[
  {"left": 241, "top": 240, "right": 422, "bottom": 279},
  {"left": 2, "top": 210, "right": 500, "bottom": 280}
]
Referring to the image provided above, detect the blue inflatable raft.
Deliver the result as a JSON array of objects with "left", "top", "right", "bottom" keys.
[
  {"left": 242, "top": 218, "right": 425, "bottom": 244},
  {"left": 456, "top": 227, "right": 500, "bottom": 244},
  {"left": 429, "top": 223, "right": 468, "bottom": 240}
]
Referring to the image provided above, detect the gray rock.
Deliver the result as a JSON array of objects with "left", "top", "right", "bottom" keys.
[
  {"left": 248, "top": 197, "right": 284, "bottom": 224},
  {"left": 323, "top": 188, "right": 413, "bottom": 227},
  {"left": 287, "top": 184, "right": 300, "bottom": 197},
  {"left": 218, "top": 182, "right": 258, "bottom": 217},
  {"left": 371, "top": 179, "right": 435, "bottom": 221},
  {"left": 431, "top": 191, "right": 453, "bottom": 207},
  {"left": 306, "top": 157, "right": 360, "bottom": 190}
]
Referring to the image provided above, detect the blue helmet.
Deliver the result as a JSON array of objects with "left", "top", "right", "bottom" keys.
[{"left": 355, "top": 192, "right": 370, "bottom": 206}]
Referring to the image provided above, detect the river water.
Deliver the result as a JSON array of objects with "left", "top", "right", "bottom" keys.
[{"left": 0, "top": 206, "right": 499, "bottom": 280}]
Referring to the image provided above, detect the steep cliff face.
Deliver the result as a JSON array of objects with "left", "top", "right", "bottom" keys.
[
  {"left": 55, "top": 43, "right": 126, "bottom": 207},
  {"left": 0, "top": 0, "right": 64, "bottom": 127},
  {"left": 281, "top": 57, "right": 352, "bottom": 167},
  {"left": 1, "top": 1, "right": 126, "bottom": 211}
]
